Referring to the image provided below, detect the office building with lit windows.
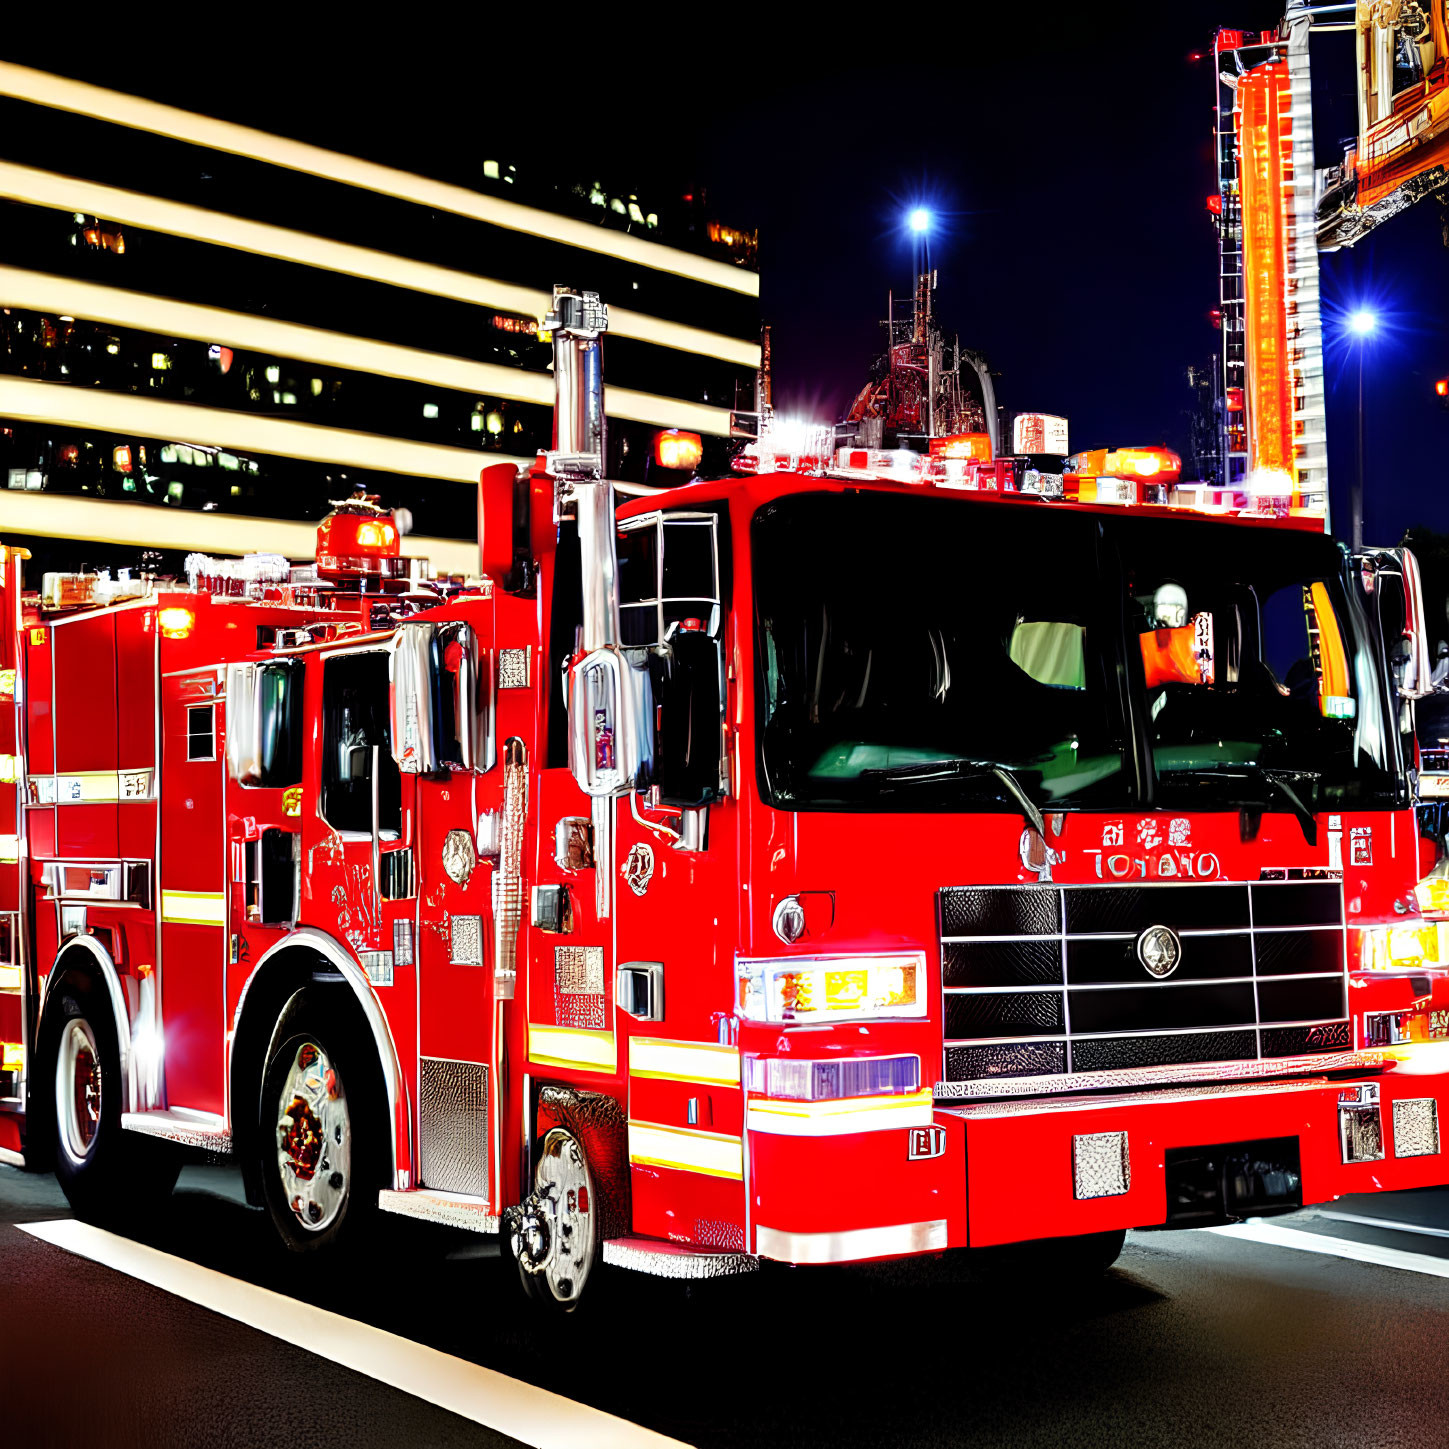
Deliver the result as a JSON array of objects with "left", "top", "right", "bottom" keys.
[{"left": 0, "top": 64, "right": 761, "bottom": 577}]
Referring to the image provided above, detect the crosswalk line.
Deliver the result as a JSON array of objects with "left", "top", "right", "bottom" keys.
[
  {"left": 1207, "top": 1219, "right": 1449, "bottom": 1279},
  {"left": 19, "top": 1218, "right": 690, "bottom": 1449}
]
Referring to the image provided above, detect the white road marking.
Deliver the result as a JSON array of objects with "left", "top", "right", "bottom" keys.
[
  {"left": 19, "top": 1219, "right": 690, "bottom": 1449},
  {"left": 1318, "top": 1209, "right": 1449, "bottom": 1241},
  {"left": 1207, "top": 1219, "right": 1449, "bottom": 1279}
]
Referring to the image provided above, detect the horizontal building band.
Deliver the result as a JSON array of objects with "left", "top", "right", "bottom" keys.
[
  {"left": 0, "top": 63, "right": 758, "bottom": 299},
  {"left": 0, "top": 164, "right": 761, "bottom": 370},
  {"left": 0, "top": 268, "right": 735, "bottom": 437},
  {"left": 0, "top": 374, "right": 519, "bottom": 485},
  {"left": 1, "top": 491, "right": 476, "bottom": 576}
]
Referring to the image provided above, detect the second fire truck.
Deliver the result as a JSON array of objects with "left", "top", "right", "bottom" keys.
[{"left": 2, "top": 287, "right": 1449, "bottom": 1307}]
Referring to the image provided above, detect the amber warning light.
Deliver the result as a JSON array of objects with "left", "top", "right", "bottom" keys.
[
  {"left": 654, "top": 430, "right": 703, "bottom": 470},
  {"left": 1436, "top": 379, "right": 1448, "bottom": 397}
]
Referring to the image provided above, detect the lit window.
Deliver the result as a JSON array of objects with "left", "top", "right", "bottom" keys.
[
  {"left": 151, "top": 352, "right": 171, "bottom": 371},
  {"left": 486, "top": 411, "right": 503, "bottom": 435},
  {"left": 122, "top": 478, "right": 136, "bottom": 493},
  {"left": 470, "top": 411, "right": 484, "bottom": 432},
  {"left": 265, "top": 365, "right": 281, "bottom": 384},
  {"left": 105, "top": 343, "right": 119, "bottom": 355},
  {"left": 167, "top": 481, "right": 184, "bottom": 500},
  {"left": 589, "top": 185, "right": 606, "bottom": 206},
  {"left": 422, "top": 402, "right": 439, "bottom": 419},
  {"left": 281, "top": 392, "right": 297, "bottom": 406},
  {"left": 646, "top": 213, "right": 658, "bottom": 228},
  {"left": 310, "top": 378, "right": 323, "bottom": 396},
  {"left": 218, "top": 453, "right": 238, "bottom": 471},
  {"left": 628, "top": 203, "right": 644, "bottom": 223},
  {"left": 610, "top": 198, "right": 627, "bottom": 214},
  {"left": 483, "top": 160, "right": 500, "bottom": 179},
  {"left": 230, "top": 484, "right": 241, "bottom": 496},
  {"left": 272, "top": 391, "right": 282, "bottom": 405},
  {"left": 113, "top": 446, "right": 133, "bottom": 472}
]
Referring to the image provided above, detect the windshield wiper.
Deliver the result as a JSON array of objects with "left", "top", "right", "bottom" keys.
[
  {"left": 1168, "top": 764, "right": 1319, "bottom": 847},
  {"left": 859, "top": 759, "right": 1047, "bottom": 837}
]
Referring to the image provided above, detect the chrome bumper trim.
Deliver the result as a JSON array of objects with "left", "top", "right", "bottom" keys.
[{"left": 755, "top": 1219, "right": 947, "bottom": 1265}]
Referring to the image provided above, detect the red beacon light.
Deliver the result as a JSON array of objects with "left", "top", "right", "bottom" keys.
[
  {"left": 1436, "top": 379, "right": 1448, "bottom": 398},
  {"left": 315, "top": 496, "right": 408, "bottom": 585}
]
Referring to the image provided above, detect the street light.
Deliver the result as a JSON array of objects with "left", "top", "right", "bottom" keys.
[
  {"left": 1349, "top": 310, "right": 1376, "bottom": 550},
  {"left": 908, "top": 208, "right": 931, "bottom": 234}
]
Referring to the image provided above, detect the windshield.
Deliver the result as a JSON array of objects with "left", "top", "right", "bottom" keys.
[
  {"left": 752, "top": 492, "right": 1131, "bottom": 810},
  {"left": 752, "top": 493, "right": 1401, "bottom": 814},
  {"left": 1120, "top": 516, "right": 1397, "bottom": 815}
]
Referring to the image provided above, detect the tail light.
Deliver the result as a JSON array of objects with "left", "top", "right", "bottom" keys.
[
  {"left": 655, "top": 430, "right": 703, "bottom": 470},
  {"left": 735, "top": 952, "right": 926, "bottom": 1023}
]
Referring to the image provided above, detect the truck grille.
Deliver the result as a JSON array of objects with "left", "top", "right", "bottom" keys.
[{"left": 939, "top": 881, "right": 1349, "bottom": 1091}]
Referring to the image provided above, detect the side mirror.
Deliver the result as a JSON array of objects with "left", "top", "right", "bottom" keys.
[
  {"left": 390, "top": 623, "right": 440, "bottom": 773},
  {"left": 435, "top": 621, "right": 495, "bottom": 774},
  {"left": 568, "top": 647, "right": 653, "bottom": 796},
  {"left": 1401, "top": 548, "right": 1434, "bottom": 699},
  {"left": 226, "top": 659, "right": 303, "bottom": 787},
  {"left": 651, "top": 628, "right": 725, "bottom": 809}
]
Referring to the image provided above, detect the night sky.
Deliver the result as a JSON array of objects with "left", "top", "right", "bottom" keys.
[{"left": 6, "top": 5, "right": 1448, "bottom": 543}]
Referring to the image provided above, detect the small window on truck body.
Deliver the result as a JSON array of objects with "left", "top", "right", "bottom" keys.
[{"left": 187, "top": 704, "right": 215, "bottom": 761}]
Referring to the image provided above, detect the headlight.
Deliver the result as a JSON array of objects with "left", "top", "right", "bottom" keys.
[
  {"left": 1361, "top": 923, "right": 1441, "bottom": 970},
  {"left": 1417, "top": 876, "right": 1449, "bottom": 915},
  {"left": 736, "top": 952, "right": 927, "bottom": 1023}
]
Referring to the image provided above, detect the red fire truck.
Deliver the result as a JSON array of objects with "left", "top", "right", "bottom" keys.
[{"left": 3, "top": 286, "right": 1449, "bottom": 1308}]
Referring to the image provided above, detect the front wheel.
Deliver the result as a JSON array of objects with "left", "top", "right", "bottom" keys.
[
  {"left": 50, "top": 987, "right": 180, "bottom": 1221},
  {"left": 257, "top": 989, "right": 379, "bottom": 1254},
  {"left": 506, "top": 1126, "right": 599, "bottom": 1312}
]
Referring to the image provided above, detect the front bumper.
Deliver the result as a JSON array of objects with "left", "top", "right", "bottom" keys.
[{"left": 747, "top": 1056, "right": 1449, "bottom": 1261}]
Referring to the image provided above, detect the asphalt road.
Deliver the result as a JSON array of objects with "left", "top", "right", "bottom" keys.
[{"left": 4, "top": 1158, "right": 1449, "bottom": 1449}]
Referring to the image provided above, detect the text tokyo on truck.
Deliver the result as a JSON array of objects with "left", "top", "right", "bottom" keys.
[{"left": 2, "top": 286, "right": 1449, "bottom": 1304}]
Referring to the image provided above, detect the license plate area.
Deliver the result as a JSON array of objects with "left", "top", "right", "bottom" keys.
[{"left": 1164, "top": 1135, "right": 1302, "bottom": 1226}]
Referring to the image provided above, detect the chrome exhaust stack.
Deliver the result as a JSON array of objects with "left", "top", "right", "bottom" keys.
[{"left": 547, "top": 286, "right": 652, "bottom": 919}]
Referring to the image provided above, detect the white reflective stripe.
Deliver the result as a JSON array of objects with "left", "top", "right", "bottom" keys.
[
  {"left": 527, "top": 1024, "right": 617, "bottom": 1073},
  {"left": 627, "top": 1121, "right": 744, "bottom": 1180},
  {"left": 756, "top": 1220, "right": 948, "bottom": 1265},
  {"left": 0, "top": 267, "right": 736, "bottom": 438},
  {"left": 0, "top": 162, "right": 760, "bottom": 368},
  {"left": 628, "top": 1037, "right": 741, "bottom": 1085},
  {"left": 20, "top": 1218, "right": 688, "bottom": 1448},
  {"left": 746, "top": 1089, "right": 935, "bottom": 1137},
  {"left": 1207, "top": 1220, "right": 1449, "bottom": 1280},
  {"left": 0, "top": 62, "right": 757, "bottom": 299},
  {"left": 28, "top": 770, "right": 154, "bottom": 804},
  {"left": 0, "top": 836, "right": 18, "bottom": 864},
  {"left": 160, "top": 890, "right": 226, "bottom": 925},
  {"left": 1, "top": 492, "right": 474, "bottom": 577}
]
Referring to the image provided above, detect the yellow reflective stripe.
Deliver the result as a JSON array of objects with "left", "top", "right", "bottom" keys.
[
  {"left": 628, "top": 1037, "right": 741, "bottom": 1085},
  {"left": 628, "top": 1120, "right": 744, "bottom": 1180},
  {"left": 0, "top": 163, "right": 759, "bottom": 366},
  {"left": 527, "top": 1024, "right": 617, "bottom": 1073},
  {"left": 1, "top": 1042, "right": 23, "bottom": 1072},
  {"left": 0, "top": 63, "right": 758, "bottom": 298},
  {"left": 161, "top": 890, "right": 226, "bottom": 925},
  {"left": 747, "top": 1089, "right": 935, "bottom": 1138}
]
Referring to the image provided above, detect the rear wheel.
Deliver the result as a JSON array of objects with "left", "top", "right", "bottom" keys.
[
  {"left": 257, "top": 988, "right": 379, "bottom": 1254},
  {"left": 507, "top": 1126, "right": 599, "bottom": 1312},
  {"left": 49, "top": 987, "right": 180, "bottom": 1221}
]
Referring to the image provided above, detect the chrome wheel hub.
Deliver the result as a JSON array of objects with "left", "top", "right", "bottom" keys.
[
  {"left": 276, "top": 1040, "right": 350, "bottom": 1232},
  {"left": 507, "top": 1127, "right": 596, "bottom": 1304},
  {"left": 55, "top": 1018, "right": 102, "bottom": 1166}
]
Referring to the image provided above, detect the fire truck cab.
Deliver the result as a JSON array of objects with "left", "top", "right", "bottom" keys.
[{"left": 3, "top": 287, "right": 1449, "bottom": 1309}]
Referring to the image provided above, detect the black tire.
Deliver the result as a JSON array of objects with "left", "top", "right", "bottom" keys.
[
  {"left": 971, "top": 1228, "right": 1127, "bottom": 1281},
  {"left": 256, "top": 987, "right": 382, "bottom": 1254},
  {"left": 49, "top": 986, "right": 180, "bottom": 1222}
]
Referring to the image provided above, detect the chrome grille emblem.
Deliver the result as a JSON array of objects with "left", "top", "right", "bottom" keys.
[{"left": 1136, "top": 924, "right": 1182, "bottom": 979}]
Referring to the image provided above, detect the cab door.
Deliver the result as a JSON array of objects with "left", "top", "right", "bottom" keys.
[{"left": 159, "top": 669, "right": 227, "bottom": 1114}]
